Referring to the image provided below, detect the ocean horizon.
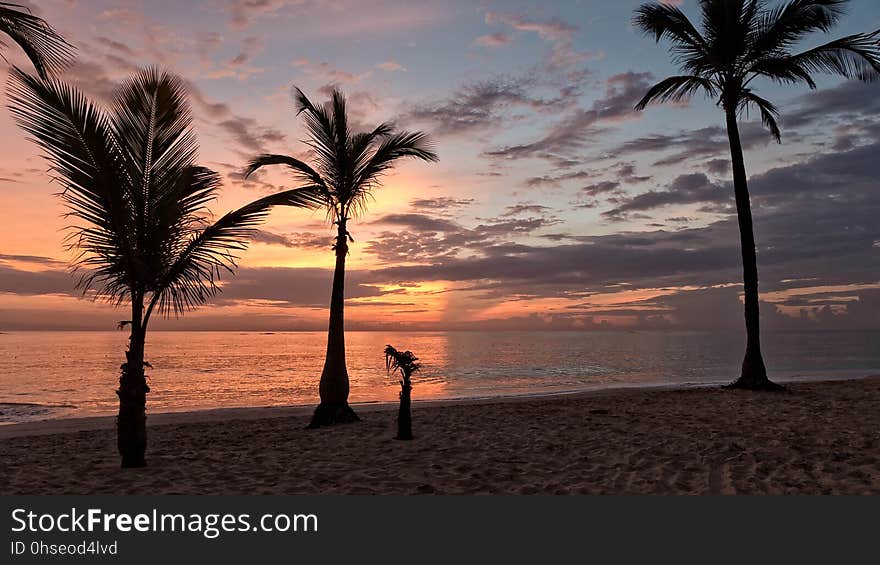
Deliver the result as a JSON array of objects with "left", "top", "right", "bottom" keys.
[{"left": 2, "top": 329, "right": 879, "bottom": 424}]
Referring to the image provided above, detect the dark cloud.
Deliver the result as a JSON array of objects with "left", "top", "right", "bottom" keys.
[
  {"left": 603, "top": 173, "right": 728, "bottom": 221},
  {"left": 365, "top": 213, "right": 561, "bottom": 263},
  {"left": 357, "top": 135, "right": 880, "bottom": 330},
  {"left": 581, "top": 181, "right": 620, "bottom": 196},
  {"left": 525, "top": 169, "right": 593, "bottom": 189},
  {"left": 704, "top": 159, "right": 730, "bottom": 175},
  {"left": 0, "top": 254, "right": 65, "bottom": 267},
  {"left": 484, "top": 72, "right": 653, "bottom": 164},
  {"left": 214, "top": 266, "right": 387, "bottom": 307},
  {"left": 248, "top": 230, "right": 331, "bottom": 250},
  {"left": 612, "top": 122, "right": 773, "bottom": 168},
  {"left": 502, "top": 204, "right": 552, "bottom": 216},
  {"left": 371, "top": 213, "right": 461, "bottom": 233},
  {"left": 0, "top": 263, "right": 76, "bottom": 296},
  {"left": 406, "top": 73, "right": 581, "bottom": 136},
  {"left": 409, "top": 197, "right": 475, "bottom": 213},
  {"left": 784, "top": 80, "right": 880, "bottom": 129}
]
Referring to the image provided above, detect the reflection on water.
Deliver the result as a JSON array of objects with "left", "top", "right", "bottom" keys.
[{"left": 1, "top": 330, "right": 879, "bottom": 422}]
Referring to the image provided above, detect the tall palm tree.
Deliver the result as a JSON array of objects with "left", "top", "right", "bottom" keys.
[
  {"left": 7, "top": 67, "right": 321, "bottom": 467},
  {"left": 1, "top": 2, "right": 74, "bottom": 79},
  {"left": 246, "top": 87, "right": 438, "bottom": 427},
  {"left": 633, "top": 0, "right": 880, "bottom": 390}
]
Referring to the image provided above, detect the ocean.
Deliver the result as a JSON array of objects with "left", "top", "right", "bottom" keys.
[{"left": 1, "top": 330, "right": 879, "bottom": 423}]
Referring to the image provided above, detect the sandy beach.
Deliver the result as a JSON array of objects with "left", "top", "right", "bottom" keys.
[{"left": 2, "top": 378, "right": 879, "bottom": 495}]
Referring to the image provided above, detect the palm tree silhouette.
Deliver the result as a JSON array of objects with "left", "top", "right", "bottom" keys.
[
  {"left": 0, "top": 2, "right": 74, "bottom": 78},
  {"left": 633, "top": 0, "right": 880, "bottom": 390},
  {"left": 385, "top": 344, "right": 420, "bottom": 440},
  {"left": 7, "top": 67, "right": 322, "bottom": 467},
  {"left": 246, "top": 87, "right": 437, "bottom": 427}
]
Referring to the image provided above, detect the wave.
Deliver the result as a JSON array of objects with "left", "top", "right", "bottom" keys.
[{"left": 0, "top": 402, "right": 77, "bottom": 423}]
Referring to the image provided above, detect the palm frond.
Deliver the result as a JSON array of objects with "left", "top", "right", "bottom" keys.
[
  {"left": 244, "top": 153, "right": 328, "bottom": 189},
  {"left": 293, "top": 86, "right": 340, "bottom": 190},
  {"left": 348, "top": 131, "right": 437, "bottom": 218},
  {"left": 385, "top": 344, "right": 421, "bottom": 379},
  {"left": 633, "top": 2, "right": 708, "bottom": 49},
  {"left": 748, "top": 0, "right": 848, "bottom": 60},
  {"left": 633, "top": 2, "right": 711, "bottom": 73},
  {"left": 634, "top": 75, "right": 719, "bottom": 111},
  {"left": 782, "top": 30, "right": 880, "bottom": 82},
  {"left": 247, "top": 86, "right": 437, "bottom": 225},
  {"left": 0, "top": 2, "right": 74, "bottom": 79},
  {"left": 5, "top": 67, "right": 134, "bottom": 300},
  {"left": 146, "top": 186, "right": 325, "bottom": 319},
  {"left": 109, "top": 68, "right": 200, "bottom": 271},
  {"left": 739, "top": 90, "right": 782, "bottom": 141},
  {"left": 745, "top": 55, "right": 818, "bottom": 87}
]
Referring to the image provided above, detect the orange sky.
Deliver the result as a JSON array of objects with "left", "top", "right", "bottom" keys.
[{"left": 1, "top": 0, "right": 879, "bottom": 331}]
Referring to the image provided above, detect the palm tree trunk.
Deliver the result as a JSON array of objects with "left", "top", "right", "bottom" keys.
[
  {"left": 396, "top": 375, "right": 413, "bottom": 440},
  {"left": 723, "top": 106, "right": 782, "bottom": 391},
  {"left": 309, "top": 219, "right": 359, "bottom": 427},
  {"left": 117, "top": 292, "right": 149, "bottom": 467}
]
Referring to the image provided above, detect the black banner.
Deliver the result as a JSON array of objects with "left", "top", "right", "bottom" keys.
[{"left": 1, "top": 496, "right": 876, "bottom": 562}]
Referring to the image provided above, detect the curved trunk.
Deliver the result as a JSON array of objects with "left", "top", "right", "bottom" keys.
[
  {"left": 117, "top": 292, "right": 149, "bottom": 467},
  {"left": 309, "top": 220, "right": 359, "bottom": 427},
  {"left": 723, "top": 106, "right": 781, "bottom": 391}
]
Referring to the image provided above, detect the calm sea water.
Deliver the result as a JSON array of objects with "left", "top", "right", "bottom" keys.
[{"left": 1, "top": 330, "right": 879, "bottom": 423}]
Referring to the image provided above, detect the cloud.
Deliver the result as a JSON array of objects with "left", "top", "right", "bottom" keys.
[
  {"left": 228, "top": 0, "right": 305, "bottom": 30},
  {"left": 409, "top": 197, "right": 475, "bottom": 213},
  {"left": 365, "top": 213, "right": 561, "bottom": 263},
  {"left": 474, "top": 32, "right": 514, "bottom": 47},
  {"left": 370, "top": 213, "right": 461, "bottom": 233},
  {"left": 603, "top": 173, "right": 728, "bottom": 221},
  {"left": 784, "top": 80, "right": 880, "bottom": 129},
  {"left": 484, "top": 71, "right": 653, "bottom": 163},
  {"left": 407, "top": 73, "right": 580, "bottom": 136},
  {"left": 611, "top": 122, "right": 773, "bottom": 167},
  {"left": 205, "top": 35, "right": 265, "bottom": 80},
  {"left": 582, "top": 181, "right": 621, "bottom": 196},
  {"left": 376, "top": 60, "right": 406, "bottom": 72},
  {"left": 0, "top": 254, "right": 65, "bottom": 267},
  {"left": 293, "top": 58, "right": 373, "bottom": 85},
  {"left": 248, "top": 230, "right": 331, "bottom": 250},
  {"left": 502, "top": 204, "right": 552, "bottom": 217},
  {"left": 186, "top": 83, "right": 287, "bottom": 155},
  {"left": 484, "top": 12, "right": 601, "bottom": 69}
]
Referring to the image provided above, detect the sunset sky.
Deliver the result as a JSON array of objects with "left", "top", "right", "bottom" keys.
[{"left": 1, "top": 0, "right": 879, "bottom": 331}]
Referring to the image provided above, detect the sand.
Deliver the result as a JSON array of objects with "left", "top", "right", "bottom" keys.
[{"left": 1, "top": 378, "right": 879, "bottom": 495}]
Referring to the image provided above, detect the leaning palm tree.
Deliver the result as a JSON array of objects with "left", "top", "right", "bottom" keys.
[
  {"left": 633, "top": 0, "right": 880, "bottom": 390},
  {"left": 246, "top": 87, "right": 438, "bottom": 427},
  {"left": 7, "top": 67, "right": 321, "bottom": 467},
  {"left": 1, "top": 2, "right": 74, "bottom": 78}
]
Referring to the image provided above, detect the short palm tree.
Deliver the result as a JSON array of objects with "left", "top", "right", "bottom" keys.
[
  {"left": 385, "top": 344, "right": 420, "bottom": 440},
  {"left": 1, "top": 2, "right": 74, "bottom": 78},
  {"left": 246, "top": 87, "right": 438, "bottom": 427},
  {"left": 7, "top": 67, "right": 321, "bottom": 467},
  {"left": 633, "top": 0, "right": 880, "bottom": 390}
]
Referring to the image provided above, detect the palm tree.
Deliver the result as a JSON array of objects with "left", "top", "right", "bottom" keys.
[
  {"left": 7, "top": 67, "right": 321, "bottom": 467},
  {"left": 246, "top": 87, "right": 438, "bottom": 427},
  {"left": 633, "top": 0, "right": 880, "bottom": 390},
  {"left": 1, "top": 2, "right": 74, "bottom": 79},
  {"left": 385, "top": 344, "right": 420, "bottom": 440}
]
